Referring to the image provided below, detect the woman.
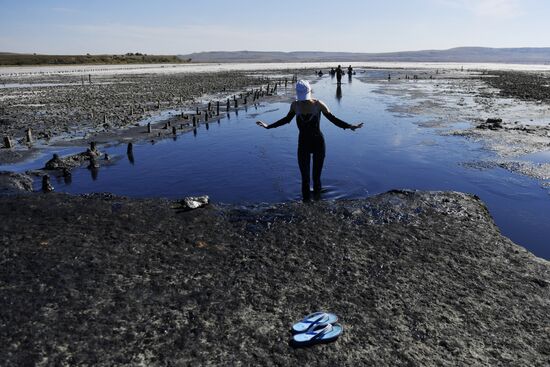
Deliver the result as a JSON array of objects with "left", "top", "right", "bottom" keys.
[{"left": 256, "top": 80, "right": 363, "bottom": 201}]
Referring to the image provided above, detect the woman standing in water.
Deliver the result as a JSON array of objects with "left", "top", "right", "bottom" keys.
[{"left": 256, "top": 80, "right": 363, "bottom": 201}]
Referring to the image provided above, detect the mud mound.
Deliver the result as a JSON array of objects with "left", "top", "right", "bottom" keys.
[{"left": 1, "top": 191, "right": 548, "bottom": 365}]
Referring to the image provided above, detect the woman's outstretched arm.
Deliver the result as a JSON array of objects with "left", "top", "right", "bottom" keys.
[
  {"left": 256, "top": 104, "right": 296, "bottom": 129},
  {"left": 318, "top": 100, "right": 364, "bottom": 131}
]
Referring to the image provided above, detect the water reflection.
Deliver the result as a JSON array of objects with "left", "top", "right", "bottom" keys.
[{"left": 336, "top": 85, "right": 342, "bottom": 102}]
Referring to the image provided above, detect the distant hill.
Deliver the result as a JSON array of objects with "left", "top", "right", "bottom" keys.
[
  {"left": 0, "top": 53, "right": 189, "bottom": 66},
  {"left": 179, "top": 47, "right": 550, "bottom": 64}
]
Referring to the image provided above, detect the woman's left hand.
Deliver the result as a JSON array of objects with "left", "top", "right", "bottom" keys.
[
  {"left": 256, "top": 121, "right": 269, "bottom": 129},
  {"left": 350, "top": 123, "right": 364, "bottom": 131}
]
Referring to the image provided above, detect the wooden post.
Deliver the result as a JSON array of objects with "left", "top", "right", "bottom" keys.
[
  {"left": 3, "top": 136, "right": 13, "bottom": 148},
  {"left": 127, "top": 142, "right": 133, "bottom": 154},
  {"left": 25, "top": 128, "right": 33, "bottom": 144},
  {"left": 226, "top": 99, "right": 230, "bottom": 110},
  {"left": 234, "top": 99, "right": 238, "bottom": 108},
  {"left": 196, "top": 107, "right": 199, "bottom": 115},
  {"left": 157, "top": 100, "right": 161, "bottom": 109},
  {"left": 244, "top": 96, "right": 247, "bottom": 104},
  {"left": 172, "top": 126, "right": 177, "bottom": 135},
  {"left": 103, "top": 115, "right": 107, "bottom": 124},
  {"left": 147, "top": 122, "right": 152, "bottom": 133},
  {"left": 42, "top": 175, "right": 54, "bottom": 193},
  {"left": 192, "top": 116, "right": 197, "bottom": 127},
  {"left": 216, "top": 101, "right": 220, "bottom": 115},
  {"left": 88, "top": 74, "right": 92, "bottom": 84},
  {"left": 208, "top": 102, "right": 211, "bottom": 110},
  {"left": 90, "top": 141, "right": 97, "bottom": 153}
]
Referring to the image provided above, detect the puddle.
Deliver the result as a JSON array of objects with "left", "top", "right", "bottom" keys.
[{"left": 6, "top": 76, "right": 550, "bottom": 259}]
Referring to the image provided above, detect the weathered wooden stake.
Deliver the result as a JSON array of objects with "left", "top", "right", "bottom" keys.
[
  {"left": 157, "top": 100, "right": 161, "bottom": 109},
  {"left": 42, "top": 175, "right": 54, "bottom": 193},
  {"left": 172, "top": 126, "right": 177, "bottom": 135},
  {"left": 234, "top": 99, "right": 238, "bottom": 108},
  {"left": 147, "top": 123, "right": 152, "bottom": 133},
  {"left": 205, "top": 112, "right": 209, "bottom": 122},
  {"left": 25, "top": 128, "right": 33, "bottom": 143},
  {"left": 127, "top": 142, "right": 133, "bottom": 154},
  {"left": 3, "top": 136, "right": 13, "bottom": 148},
  {"left": 192, "top": 116, "right": 197, "bottom": 127},
  {"left": 216, "top": 101, "right": 220, "bottom": 115}
]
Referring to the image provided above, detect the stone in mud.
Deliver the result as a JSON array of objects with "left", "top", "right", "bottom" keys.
[
  {"left": 44, "top": 153, "right": 65, "bottom": 170},
  {"left": 477, "top": 118, "right": 503, "bottom": 130},
  {"left": 0, "top": 171, "right": 33, "bottom": 194},
  {"left": 180, "top": 195, "right": 210, "bottom": 210}
]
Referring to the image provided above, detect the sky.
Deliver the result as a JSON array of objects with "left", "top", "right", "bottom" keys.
[{"left": 1, "top": 0, "right": 549, "bottom": 54}]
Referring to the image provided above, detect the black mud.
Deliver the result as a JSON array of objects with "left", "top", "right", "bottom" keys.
[{"left": 1, "top": 191, "right": 548, "bottom": 366}]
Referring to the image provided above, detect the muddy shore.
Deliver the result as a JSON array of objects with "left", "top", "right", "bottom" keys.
[
  {"left": 1, "top": 67, "right": 550, "bottom": 365},
  {"left": 0, "top": 70, "right": 298, "bottom": 164},
  {"left": 368, "top": 69, "right": 550, "bottom": 191},
  {"left": 1, "top": 190, "right": 548, "bottom": 366}
]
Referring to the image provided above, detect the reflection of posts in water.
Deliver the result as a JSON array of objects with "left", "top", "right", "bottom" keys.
[
  {"left": 90, "top": 166, "right": 99, "bottom": 180},
  {"left": 205, "top": 123, "right": 209, "bottom": 130},
  {"left": 193, "top": 128, "right": 197, "bottom": 137},
  {"left": 63, "top": 168, "right": 72, "bottom": 185},
  {"left": 127, "top": 142, "right": 135, "bottom": 165},
  {"left": 336, "top": 85, "right": 342, "bottom": 101},
  {"left": 348, "top": 73, "right": 352, "bottom": 83}
]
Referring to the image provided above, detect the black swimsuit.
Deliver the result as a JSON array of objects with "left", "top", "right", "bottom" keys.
[{"left": 267, "top": 100, "right": 352, "bottom": 200}]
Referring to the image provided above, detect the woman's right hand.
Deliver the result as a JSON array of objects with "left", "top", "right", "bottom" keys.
[{"left": 256, "top": 121, "right": 268, "bottom": 129}]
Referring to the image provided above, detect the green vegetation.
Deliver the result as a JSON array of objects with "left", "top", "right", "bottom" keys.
[{"left": 0, "top": 53, "right": 190, "bottom": 66}]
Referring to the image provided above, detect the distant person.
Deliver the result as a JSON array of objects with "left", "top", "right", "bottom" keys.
[
  {"left": 256, "top": 80, "right": 363, "bottom": 201},
  {"left": 347, "top": 65, "right": 353, "bottom": 75},
  {"left": 330, "top": 67, "right": 336, "bottom": 76},
  {"left": 336, "top": 65, "right": 343, "bottom": 84}
]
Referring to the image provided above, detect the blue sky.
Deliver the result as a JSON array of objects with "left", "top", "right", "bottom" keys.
[{"left": 1, "top": 0, "right": 549, "bottom": 54}]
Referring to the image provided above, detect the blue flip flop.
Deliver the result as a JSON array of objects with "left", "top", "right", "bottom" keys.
[
  {"left": 291, "top": 322, "right": 343, "bottom": 347},
  {"left": 291, "top": 312, "right": 338, "bottom": 334}
]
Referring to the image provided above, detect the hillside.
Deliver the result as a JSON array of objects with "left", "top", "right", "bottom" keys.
[
  {"left": 0, "top": 53, "right": 189, "bottom": 66},
  {"left": 180, "top": 47, "right": 550, "bottom": 64}
]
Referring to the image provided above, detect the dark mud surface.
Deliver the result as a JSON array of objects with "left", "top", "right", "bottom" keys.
[
  {"left": 483, "top": 71, "right": 550, "bottom": 103},
  {"left": 0, "top": 72, "right": 264, "bottom": 148},
  {"left": 1, "top": 191, "right": 548, "bottom": 366}
]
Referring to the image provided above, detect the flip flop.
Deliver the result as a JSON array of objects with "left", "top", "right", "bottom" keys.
[
  {"left": 291, "top": 322, "right": 343, "bottom": 347},
  {"left": 291, "top": 312, "right": 338, "bottom": 334}
]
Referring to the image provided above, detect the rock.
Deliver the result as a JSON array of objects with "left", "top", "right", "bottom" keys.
[
  {"left": 44, "top": 154, "right": 64, "bottom": 170},
  {"left": 477, "top": 118, "right": 503, "bottom": 130},
  {"left": 181, "top": 195, "right": 210, "bottom": 210}
]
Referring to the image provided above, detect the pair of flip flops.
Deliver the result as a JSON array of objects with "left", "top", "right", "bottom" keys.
[{"left": 291, "top": 312, "right": 343, "bottom": 347}]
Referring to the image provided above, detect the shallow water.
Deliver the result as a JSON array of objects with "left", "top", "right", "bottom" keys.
[{"left": 5, "top": 76, "right": 550, "bottom": 259}]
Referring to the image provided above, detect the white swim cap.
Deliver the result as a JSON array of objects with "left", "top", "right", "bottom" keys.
[{"left": 296, "top": 80, "right": 312, "bottom": 101}]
